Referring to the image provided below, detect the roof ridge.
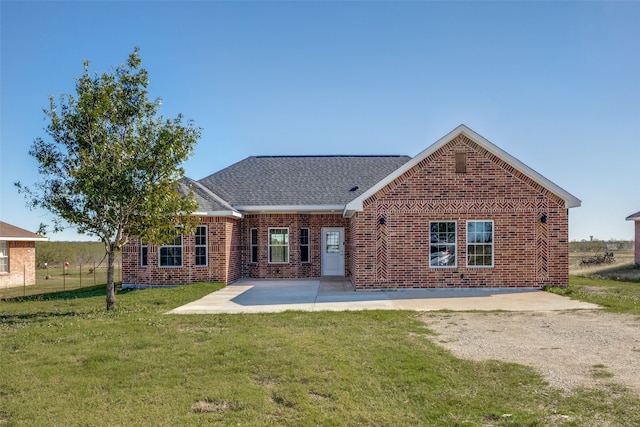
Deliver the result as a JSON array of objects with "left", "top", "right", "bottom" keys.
[{"left": 253, "top": 155, "right": 408, "bottom": 159}]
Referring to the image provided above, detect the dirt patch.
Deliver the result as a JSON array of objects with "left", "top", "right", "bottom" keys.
[{"left": 421, "top": 310, "right": 640, "bottom": 394}]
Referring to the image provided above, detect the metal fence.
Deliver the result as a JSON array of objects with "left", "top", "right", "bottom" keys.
[{"left": 1, "top": 261, "right": 122, "bottom": 299}]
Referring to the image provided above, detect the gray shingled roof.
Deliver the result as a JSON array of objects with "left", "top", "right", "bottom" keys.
[
  {"left": 197, "top": 155, "right": 411, "bottom": 207},
  {"left": 178, "top": 177, "right": 239, "bottom": 214}
]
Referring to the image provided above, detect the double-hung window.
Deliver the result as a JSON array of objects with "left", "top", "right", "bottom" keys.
[
  {"left": 268, "top": 228, "right": 289, "bottom": 263},
  {"left": 300, "top": 228, "right": 310, "bottom": 263},
  {"left": 140, "top": 241, "right": 148, "bottom": 267},
  {"left": 250, "top": 228, "right": 258, "bottom": 263},
  {"left": 0, "top": 241, "right": 8, "bottom": 273},
  {"left": 429, "top": 222, "right": 456, "bottom": 267},
  {"left": 160, "top": 234, "right": 183, "bottom": 267},
  {"left": 195, "top": 226, "right": 207, "bottom": 266},
  {"left": 467, "top": 221, "right": 494, "bottom": 267}
]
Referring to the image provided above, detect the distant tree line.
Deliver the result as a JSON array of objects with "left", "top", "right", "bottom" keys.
[
  {"left": 569, "top": 240, "right": 634, "bottom": 253},
  {"left": 35, "top": 241, "right": 119, "bottom": 268}
]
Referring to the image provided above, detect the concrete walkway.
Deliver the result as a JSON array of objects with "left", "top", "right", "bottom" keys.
[{"left": 168, "top": 278, "right": 600, "bottom": 314}]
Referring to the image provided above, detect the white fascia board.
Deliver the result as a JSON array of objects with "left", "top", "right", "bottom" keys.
[
  {"left": 345, "top": 124, "right": 582, "bottom": 212},
  {"left": 0, "top": 236, "right": 49, "bottom": 242},
  {"left": 192, "top": 211, "right": 244, "bottom": 219},
  {"left": 234, "top": 205, "right": 345, "bottom": 214},
  {"left": 626, "top": 211, "right": 640, "bottom": 221}
]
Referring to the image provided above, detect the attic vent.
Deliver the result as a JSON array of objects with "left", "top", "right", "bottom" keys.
[
  {"left": 455, "top": 151, "right": 467, "bottom": 174},
  {"left": 349, "top": 186, "right": 359, "bottom": 192}
]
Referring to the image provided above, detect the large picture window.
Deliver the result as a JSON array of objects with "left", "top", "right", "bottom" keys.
[
  {"left": 195, "top": 226, "right": 207, "bottom": 266},
  {"left": 250, "top": 228, "right": 258, "bottom": 263},
  {"left": 268, "top": 228, "right": 289, "bottom": 263},
  {"left": 429, "top": 221, "right": 456, "bottom": 267},
  {"left": 160, "top": 235, "right": 183, "bottom": 267},
  {"left": 0, "top": 241, "right": 8, "bottom": 273},
  {"left": 300, "top": 228, "right": 310, "bottom": 263},
  {"left": 467, "top": 221, "right": 494, "bottom": 267}
]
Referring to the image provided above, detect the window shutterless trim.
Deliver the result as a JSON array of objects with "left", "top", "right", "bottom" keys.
[
  {"left": 159, "top": 234, "right": 183, "bottom": 268},
  {"left": 195, "top": 225, "right": 207, "bottom": 267},
  {"left": 268, "top": 227, "right": 289, "bottom": 264},
  {"left": 249, "top": 228, "right": 258, "bottom": 263},
  {"left": 429, "top": 221, "right": 457, "bottom": 268},
  {"left": 300, "top": 228, "right": 310, "bottom": 264},
  {"left": 466, "top": 220, "right": 494, "bottom": 268},
  {"left": 140, "top": 241, "right": 148, "bottom": 267}
]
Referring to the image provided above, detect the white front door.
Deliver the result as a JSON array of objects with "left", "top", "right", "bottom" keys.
[{"left": 321, "top": 227, "right": 345, "bottom": 276}]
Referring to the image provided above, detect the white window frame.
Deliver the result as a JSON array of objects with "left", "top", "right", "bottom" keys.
[
  {"left": 250, "top": 228, "right": 258, "bottom": 264},
  {"left": 466, "top": 220, "right": 494, "bottom": 268},
  {"left": 159, "top": 234, "right": 183, "bottom": 267},
  {"left": 429, "top": 221, "right": 457, "bottom": 268},
  {"left": 140, "top": 241, "right": 148, "bottom": 267},
  {"left": 195, "top": 225, "right": 207, "bottom": 267},
  {"left": 300, "top": 228, "right": 311, "bottom": 264},
  {"left": 268, "top": 228, "right": 289, "bottom": 264},
  {"left": 0, "top": 241, "right": 8, "bottom": 273}
]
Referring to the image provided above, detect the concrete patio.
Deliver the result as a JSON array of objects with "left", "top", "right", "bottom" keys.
[{"left": 168, "top": 278, "right": 600, "bottom": 314}]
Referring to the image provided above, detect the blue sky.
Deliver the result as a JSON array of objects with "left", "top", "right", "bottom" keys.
[{"left": 1, "top": 1, "right": 638, "bottom": 242}]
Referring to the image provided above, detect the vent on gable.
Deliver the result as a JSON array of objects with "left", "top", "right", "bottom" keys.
[{"left": 455, "top": 152, "right": 467, "bottom": 174}]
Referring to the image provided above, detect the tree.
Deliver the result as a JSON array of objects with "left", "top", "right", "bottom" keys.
[{"left": 16, "top": 48, "right": 201, "bottom": 310}]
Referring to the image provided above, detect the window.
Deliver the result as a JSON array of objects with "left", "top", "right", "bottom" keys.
[
  {"left": 160, "top": 234, "right": 183, "bottom": 267},
  {"left": 195, "top": 226, "right": 207, "bottom": 266},
  {"left": 250, "top": 228, "right": 258, "bottom": 263},
  {"left": 455, "top": 151, "right": 467, "bottom": 173},
  {"left": 140, "top": 241, "right": 148, "bottom": 267},
  {"left": 467, "top": 221, "right": 494, "bottom": 267},
  {"left": 429, "top": 222, "right": 456, "bottom": 267},
  {"left": 0, "top": 241, "right": 8, "bottom": 273},
  {"left": 268, "top": 228, "right": 289, "bottom": 263},
  {"left": 300, "top": 228, "right": 310, "bottom": 263}
]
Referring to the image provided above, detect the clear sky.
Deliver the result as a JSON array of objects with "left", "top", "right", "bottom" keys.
[{"left": 1, "top": 1, "right": 639, "bottom": 242}]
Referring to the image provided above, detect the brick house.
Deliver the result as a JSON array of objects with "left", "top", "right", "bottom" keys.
[
  {"left": 0, "top": 221, "right": 48, "bottom": 288},
  {"left": 122, "top": 125, "right": 581, "bottom": 289},
  {"left": 626, "top": 211, "right": 640, "bottom": 264}
]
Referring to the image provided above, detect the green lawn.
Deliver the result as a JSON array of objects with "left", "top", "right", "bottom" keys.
[{"left": 2, "top": 282, "right": 639, "bottom": 426}]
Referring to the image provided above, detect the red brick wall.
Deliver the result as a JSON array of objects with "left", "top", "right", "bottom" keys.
[
  {"left": 122, "top": 216, "right": 240, "bottom": 286},
  {"left": 350, "top": 134, "right": 570, "bottom": 289},
  {"left": 242, "top": 213, "right": 350, "bottom": 279},
  {"left": 0, "top": 241, "right": 37, "bottom": 288}
]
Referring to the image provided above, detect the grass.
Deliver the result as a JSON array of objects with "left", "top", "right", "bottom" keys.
[
  {"left": 2, "top": 283, "right": 640, "bottom": 426},
  {"left": 545, "top": 257, "right": 640, "bottom": 315}
]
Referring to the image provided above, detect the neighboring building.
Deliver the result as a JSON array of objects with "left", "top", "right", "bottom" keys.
[
  {"left": 625, "top": 211, "right": 640, "bottom": 264},
  {"left": 122, "top": 125, "right": 581, "bottom": 289},
  {"left": 0, "top": 221, "right": 48, "bottom": 288}
]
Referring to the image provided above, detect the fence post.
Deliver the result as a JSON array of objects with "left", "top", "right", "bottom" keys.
[
  {"left": 80, "top": 263, "right": 82, "bottom": 289},
  {"left": 23, "top": 264, "right": 26, "bottom": 297},
  {"left": 63, "top": 264, "right": 66, "bottom": 291},
  {"left": 93, "top": 262, "right": 96, "bottom": 286}
]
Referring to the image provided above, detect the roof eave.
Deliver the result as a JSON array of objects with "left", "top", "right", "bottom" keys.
[
  {"left": 235, "top": 205, "right": 345, "bottom": 214},
  {"left": 626, "top": 211, "right": 640, "bottom": 221},
  {"left": 0, "top": 236, "right": 49, "bottom": 242},
  {"left": 192, "top": 211, "right": 244, "bottom": 219}
]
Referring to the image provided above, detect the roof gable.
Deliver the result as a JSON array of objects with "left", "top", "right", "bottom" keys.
[
  {"left": 345, "top": 124, "right": 581, "bottom": 214},
  {"left": 0, "top": 221, "right": 48, "bottom": 241}
]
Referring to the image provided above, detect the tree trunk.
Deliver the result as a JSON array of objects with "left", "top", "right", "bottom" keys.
[{"left": 106, "top": 246, "right": 116, "bottom": 311}]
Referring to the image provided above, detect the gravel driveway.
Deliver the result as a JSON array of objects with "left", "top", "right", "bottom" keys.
[{"left": 421, "top": 310, "right": 640, "bottom": 394}]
